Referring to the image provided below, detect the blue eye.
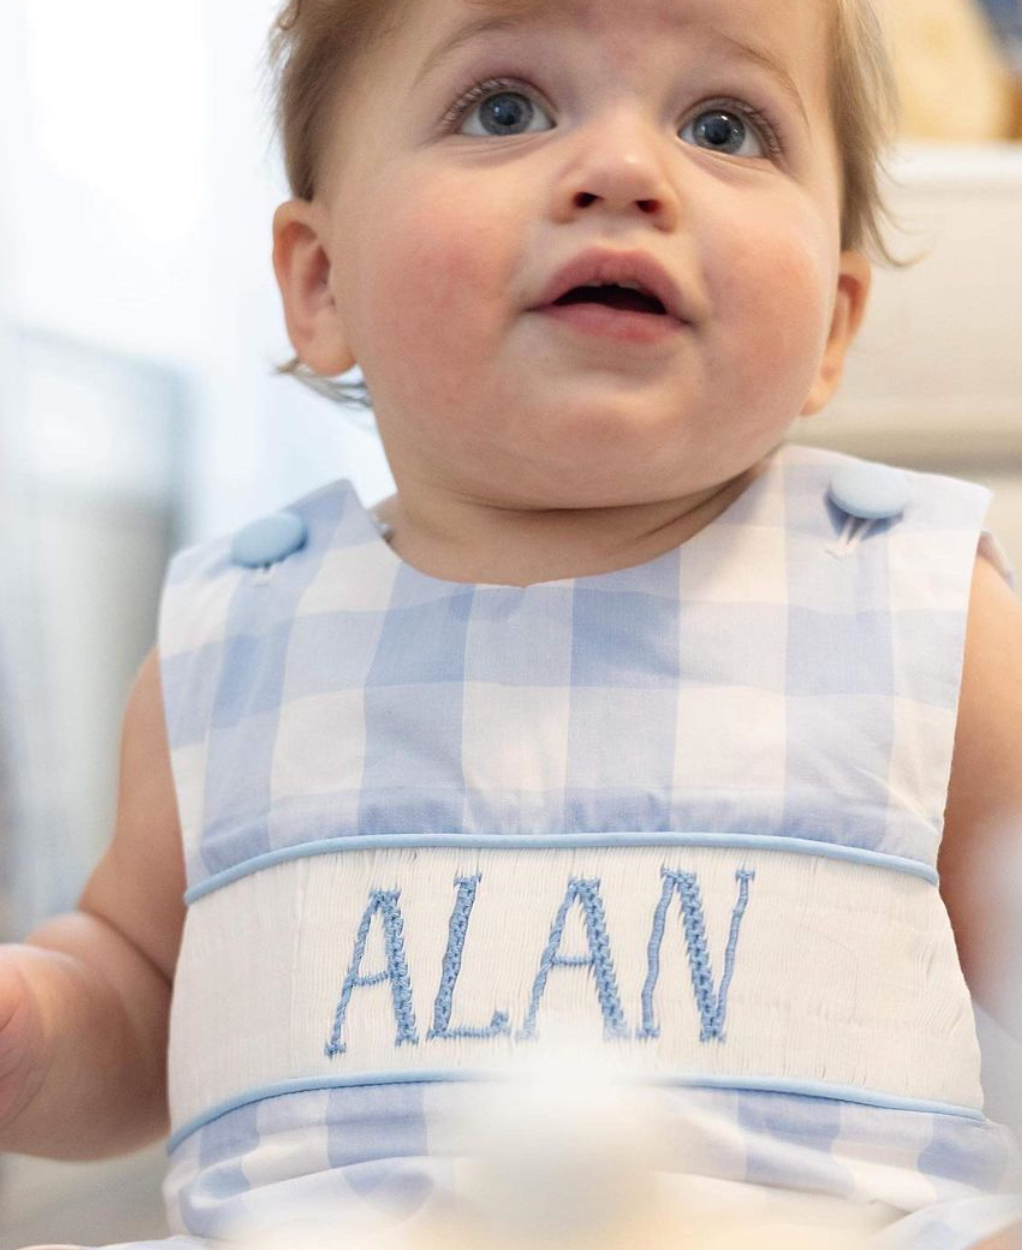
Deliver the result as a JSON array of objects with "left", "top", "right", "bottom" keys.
[
  {"left": 445, "top": 78, "right": 554, "bottom": 138},
  {"left": 682, "top": 104, "right": 775, "bottom": 159},
  {"left": 442, "top": 79, "right": 783, "bottom": 159}
]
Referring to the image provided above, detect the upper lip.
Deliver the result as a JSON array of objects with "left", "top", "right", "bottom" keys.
[{"left": 535, "top": 247, "right": 690, "bottom": 323}]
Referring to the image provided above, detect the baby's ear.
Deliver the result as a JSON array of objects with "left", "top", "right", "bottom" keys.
[
  {"left": 272, "top": 199, "right": 358, "bottom": 377},
  {"left": 800, "top": 250, "right": 872, "bottom": 417}
]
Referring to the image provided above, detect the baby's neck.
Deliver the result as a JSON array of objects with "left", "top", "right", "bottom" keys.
[{"left": 372, "top": 458, "right": 769, "bottom": 589}]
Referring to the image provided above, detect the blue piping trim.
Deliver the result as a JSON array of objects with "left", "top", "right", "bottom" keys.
[
  {"left": 166, "top": 1070, "right": 986, "bottom": 1154},
  {"left": 184, "top": 833, "right": 937, "bottom": 902}
]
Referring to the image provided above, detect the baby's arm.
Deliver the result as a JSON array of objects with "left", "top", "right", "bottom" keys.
[
  {"left": 0, "top": 649, "right": 185, "bottom": 1159},
  {"left": 941, "top": 553, "right": 1022, "bottom": 1037}
]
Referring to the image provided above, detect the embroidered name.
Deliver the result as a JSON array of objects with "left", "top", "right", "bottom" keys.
[
  {"left": 325, "top": 889, "right": 419, "bottom": 1056},
  {"left": 640, "top": 868, "right": 755, "bottom": 1043},
  {"left": 325, "top": 868, "right": 755, "bottom": 1056},
  {"left": 428, "top": 875, "right": 511, "bottom": 1042}
]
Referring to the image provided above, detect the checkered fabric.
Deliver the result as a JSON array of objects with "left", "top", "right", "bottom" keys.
[
  {"left": 73, "top": 444, "right": 1022, "bottom": 1249},
  {"left": 161, "top": 443, "right": 1001, "bottom": 884}
]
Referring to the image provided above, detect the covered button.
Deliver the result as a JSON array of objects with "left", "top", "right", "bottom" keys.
[
  {"left": 827, "top": 462, "right": 911, "bottom": 521},
  {"left": 230, "top": 511, "right": 307, "bottom": 568}
]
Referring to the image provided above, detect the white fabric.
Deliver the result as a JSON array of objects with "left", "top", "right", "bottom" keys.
[{"left": 169, "top": 844, "right": 984, "bottom": 1135}]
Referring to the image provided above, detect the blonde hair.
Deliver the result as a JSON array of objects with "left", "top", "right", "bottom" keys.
[{"left": 265, "top": 0, "right": 907, "bottom": 408}]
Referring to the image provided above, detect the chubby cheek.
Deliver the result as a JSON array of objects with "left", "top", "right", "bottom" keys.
[
  {"left": 350, "top": 184, "right": 509, "bottom": 411},
  {"left": 710, "top": 207, "right": 835, "bottom": 415}
]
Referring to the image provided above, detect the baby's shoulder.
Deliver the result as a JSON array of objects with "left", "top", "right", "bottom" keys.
[
  {"left": 782, "top": 443, "right": 993, "bottom": 518},
  {"left": 165, "top": 478, "right": 353, "bottom": 587},
  {"left": 159, "top": 478, "right": 357, "bottom": 642}
]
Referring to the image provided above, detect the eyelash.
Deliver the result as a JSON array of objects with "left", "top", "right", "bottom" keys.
[{"left": 440, "top": 75, "right": 786, "bottom": 158}]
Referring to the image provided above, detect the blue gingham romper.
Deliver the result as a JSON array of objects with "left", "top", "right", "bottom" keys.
[{"left": 61, "top": 443, "right": 1022, "bottom": 1249}]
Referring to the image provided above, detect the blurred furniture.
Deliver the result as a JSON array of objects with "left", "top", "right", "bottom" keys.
[{"left": 887, "top": 0, "right": 1022, "bottom": 140}]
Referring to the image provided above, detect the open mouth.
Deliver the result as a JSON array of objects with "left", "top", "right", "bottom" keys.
[{"left": 553, "top": 285, "right": 668, "bottom": 316}]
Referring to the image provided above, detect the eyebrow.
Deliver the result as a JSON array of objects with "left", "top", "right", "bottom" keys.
[{"left": 413, "top": 11, "right": 811, "bottom": 135}]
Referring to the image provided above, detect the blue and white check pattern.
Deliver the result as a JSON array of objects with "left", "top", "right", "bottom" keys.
[
  {"left": 133, "top": 443, "right": 1022, "bottom": 1249},
  {"left": 161, "top": 443, "right": 1001, "bottom": 887}
]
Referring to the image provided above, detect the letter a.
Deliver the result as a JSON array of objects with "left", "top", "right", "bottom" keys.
[
  {"left": 325, "top": 888, "right": 418, "bottom": 1056},
  {"left": 517, "top": 877, "right": 628, "bottom": 1041}
]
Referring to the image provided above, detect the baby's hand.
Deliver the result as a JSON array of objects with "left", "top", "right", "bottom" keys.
[{"left": 0, "top": 945, "right": 46, "bottom": 1144}]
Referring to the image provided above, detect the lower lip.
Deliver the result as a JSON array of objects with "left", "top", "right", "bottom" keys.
[{"left": 538, "top": 302, "right": 686, "bottom": 344}]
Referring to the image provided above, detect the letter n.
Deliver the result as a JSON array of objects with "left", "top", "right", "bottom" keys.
[{"left": 639, "top": 867, "right": 755, "bottom": 1043}]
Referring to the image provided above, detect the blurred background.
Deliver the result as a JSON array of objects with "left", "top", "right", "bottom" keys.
[{"left": 0, "top": 0, "right": 1021, "bottom": 1243}]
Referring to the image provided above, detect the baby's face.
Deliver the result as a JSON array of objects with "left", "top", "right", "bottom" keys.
[{"left": 290, "top": 0, "right": 869, "bottom": 507}]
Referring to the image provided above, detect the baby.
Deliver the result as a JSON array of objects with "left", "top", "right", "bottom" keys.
[{"left": 2, "top": 0, "right": 1022, "bottom": 1247}]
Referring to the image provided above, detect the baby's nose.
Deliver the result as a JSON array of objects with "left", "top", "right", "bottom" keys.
[
  {"left": 572, "top": 189, "right": 664, "bottom": 215},
  {"left": 553, "top": 123, "right": 682, "bottom": 228}
]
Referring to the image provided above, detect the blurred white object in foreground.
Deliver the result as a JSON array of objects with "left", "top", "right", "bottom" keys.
[{"left": 239, "top": 1045, "right": 871, "bottom": 1250}]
